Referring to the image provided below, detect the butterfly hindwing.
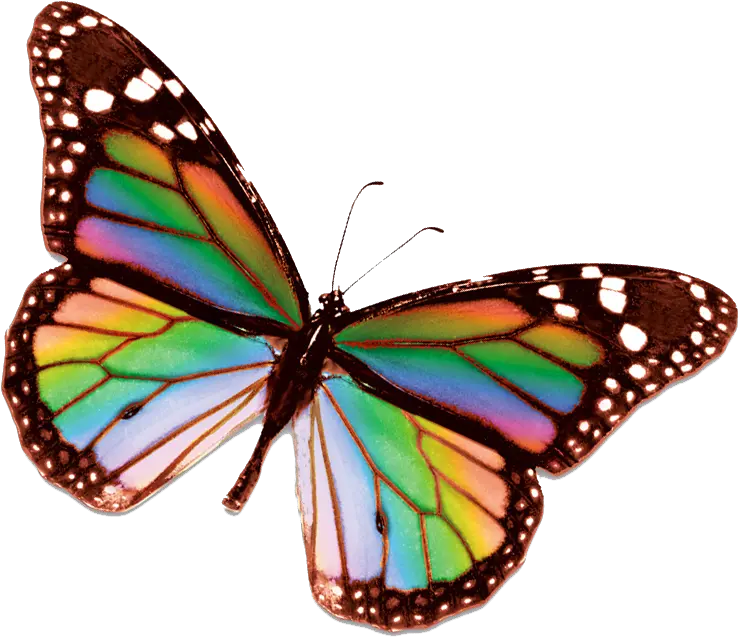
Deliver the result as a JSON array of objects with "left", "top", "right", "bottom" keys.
[
  {"left": 14, "top": 5, "right": 738, "bottom": 632},
  {"left": 3, "top": 262, "right": 278, "bottom": 511},
  {"left": 292, "top": 376, "right": 541, "bottom": 629},
  {"left": 331, "top": 264, "right": 737, "bottom": 474},
  {"left": 28, "top": 2, "right": 308, "bottom": 331}
]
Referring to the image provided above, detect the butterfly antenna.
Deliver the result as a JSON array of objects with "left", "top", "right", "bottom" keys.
[
  {"left": 331, "top": 181, "right": 384, "bottom": 291},
  {"left": 342, "top": 226, "right": 444, "bottom": 293}
]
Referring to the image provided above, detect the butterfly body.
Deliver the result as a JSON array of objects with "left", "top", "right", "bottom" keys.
[
  {"left": 262, "top": 289, "right": 353, "bottom": 431},
  {"left": 5, "top": 2, "right": 737, "bottom": 631},
  {"left": 223, "top": 291, "right": 350, "bottom": 510}
]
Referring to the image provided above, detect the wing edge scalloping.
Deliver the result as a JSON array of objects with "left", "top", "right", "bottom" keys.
[{"left": 3, "top": 261, "right": 275, "bottom": 512}]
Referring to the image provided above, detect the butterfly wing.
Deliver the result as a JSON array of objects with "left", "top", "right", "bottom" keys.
[
  {"left": 4, "top": 263, "right": 278, "bottom": 511},
  {"left": 28, "top": 2, "right": 308, "bottom": 331},
  {"left": 291, "top": 375, "right": 541, "bottom": 630},
  {"left": 331, "top": 264, "right": 736, "bottom": 473}
]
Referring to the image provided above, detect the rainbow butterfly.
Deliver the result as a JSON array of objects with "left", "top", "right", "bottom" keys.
[{"left": 4, "top": 2, "right": 737, "bottom": 631}]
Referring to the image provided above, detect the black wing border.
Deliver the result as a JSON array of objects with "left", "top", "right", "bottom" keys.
[
  {"left": 329, "top": 263, "right": 737, "bottom": 473},
  {"left": 28, "top": 2, "right": 311, "bottom": 334}
]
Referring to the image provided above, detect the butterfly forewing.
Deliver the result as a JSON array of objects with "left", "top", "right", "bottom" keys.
[
  {"left": 291, "top": 376, "right": 542, "bottom": 630},
  {"left": 28, "top": 2, "right": 308, "bottom": 332},
  {"left": 3, "top": 263, "right": 277, "bottom": 511},
  {"left": 331, "top": 264, "right": 737, "bottom": 473},
  {"left": 11, "top": 4, "right": 738, "bottom": 632}
]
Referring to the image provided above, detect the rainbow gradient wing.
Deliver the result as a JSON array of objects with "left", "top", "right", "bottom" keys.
[
  {"left": 291, "top": 263, "right": 736, "bottom": 628},
  {"left": 4, "top": 264, "right": 277, "bottom": 511},
  {"left": 12, "top": 4, "right": 738, "bottom": 631},
  {"left": 292, "top": 375, "right": 541, "bottom": 630},
  {"left": 9, "top": 1, "right": 302, "bottom": 511},
  {"left": 27, "top": 2, "right": 307, "bottom": 332},
  {"left": 332, "top": 264, "right": 737, "bottom": 473}
]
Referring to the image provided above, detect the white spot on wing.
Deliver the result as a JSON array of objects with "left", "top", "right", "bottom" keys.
[
  {"left": 581, "top": 266, "right": 602, "bottom": 279},
  {"left": 84, "top": 89, "right": 114, "bottom": 112},
  {"left": 599, "top": 289, "right": 627, "bottom": 314},
  {"left": 165, "top": 79, "right": 184, "bottom": 97},
  {"left": 538, "top": 284, "right": 561, "bottom": 299},
  {"left": 176, "top": 120, "right": 198, "bottom": 140},
  {"left": 690, "top": 284, "right": 706, "bottom": 300},
  {"left": 125, "top": 77, "right": 156, "bottom": 101},
  {"left": 629, "top": 364, "right": 647, "bottom": 379},
  {"left": 141, "top": 68, "right": 162, "bottom": 90},
  {"left": 601, "top": 277, "right": 625, "bottom": 292},
  {"left": 555, "top": 304, "right": 578, "bottom": 319},
  {"left": 620, "top": 324, "right": 647, "bottom": 351},
  {"left": 152, "top": 123, "right": 175, "bottom": 141},
  {"left": 61, "top": 112, "right": 78, "bottom": 127}
]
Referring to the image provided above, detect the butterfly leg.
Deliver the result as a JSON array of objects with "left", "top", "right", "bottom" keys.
[{"left": 223, "top": 416, "right": 282, "bottom": 512}]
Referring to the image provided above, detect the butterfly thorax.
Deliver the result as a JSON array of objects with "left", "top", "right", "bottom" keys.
[
  {"left": 264, "top": 289, "right": 349, "bottom": 429},
  {"left": 314, "top": 289, "right": 350, "bottom": 320}
]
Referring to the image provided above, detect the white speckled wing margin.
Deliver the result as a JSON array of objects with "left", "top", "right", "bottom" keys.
[
  {"left": 26, "top": 2, "right": 310, "bottom": 324},
  {"left": 330, "top": 264, "right": 737, "bottom": 475},
  {"left": 3, "top": 263, "right": 274, "bottom": 511}
]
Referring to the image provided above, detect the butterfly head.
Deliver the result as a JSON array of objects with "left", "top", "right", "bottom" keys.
[{"left": 316, "top": 290, "right": 350, "bottom": 319}]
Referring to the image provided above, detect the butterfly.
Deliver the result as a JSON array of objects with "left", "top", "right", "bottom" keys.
[{"left": 4, "top": 1, "right": 736, "bottom": 631}]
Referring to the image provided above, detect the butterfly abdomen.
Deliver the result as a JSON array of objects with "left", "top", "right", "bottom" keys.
[
  {"left": 223, "top": 314, "right": 336, "bottom": 511},
  {"left": 265, "top": 321, "right": 333, "bottom": 424}
]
